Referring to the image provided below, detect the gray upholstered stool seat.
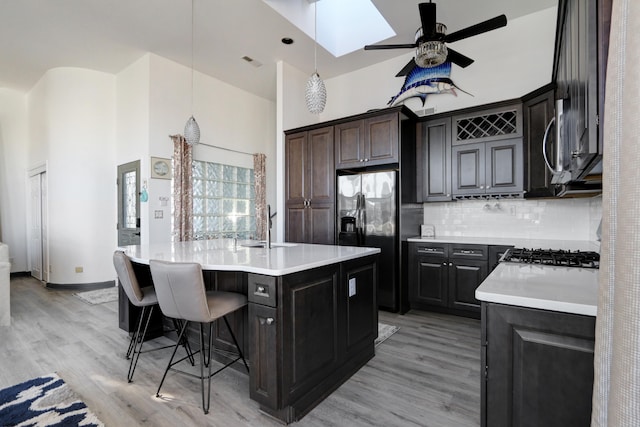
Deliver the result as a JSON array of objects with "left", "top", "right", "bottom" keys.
[
  {"left": 149, "top": 259, "right": 249, "bottom": 414},
  {"left": 113, "top": 251, "right": 193, "bottom": 382}
]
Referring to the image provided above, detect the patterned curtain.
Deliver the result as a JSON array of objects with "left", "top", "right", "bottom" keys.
[
  {"left": 253, "top": 153, "right": 267, "bottom": 240},
  {"left": 171, "top": 134, "right": 193, "bottom": 242},
  {"left": 592, "top": 1, "right": 640, "bottom": 425}
]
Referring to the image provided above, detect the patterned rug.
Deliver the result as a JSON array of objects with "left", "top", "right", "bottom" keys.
[
  {"left": 73, "top": 287, "right": 118, "bottom": 305},
  {"left": 0, "top": 373, "right": 104, "bottom": 426},
  {"left": 375, "top": 323, "right": 399, "bottom": 347}
]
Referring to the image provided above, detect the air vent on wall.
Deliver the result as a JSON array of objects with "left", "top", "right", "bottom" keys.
[{"left": 416, "top": 107, "right": 436, "bottom": 117}]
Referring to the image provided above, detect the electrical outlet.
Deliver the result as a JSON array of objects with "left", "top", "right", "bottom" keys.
[
  {"left": 349, "top": 278, "right": 356, "bottom": 297},
  {"left": 75, "top": 266, "right": 83, "bottom": 273}
]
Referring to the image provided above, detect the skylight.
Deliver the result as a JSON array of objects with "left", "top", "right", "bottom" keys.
[{"left": 263, "top": 0, "right": 395, "bottom": 57}]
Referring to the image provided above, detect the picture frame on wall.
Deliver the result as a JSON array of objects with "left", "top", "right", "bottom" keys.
[{"left": 150, "top": 157, "right": 172, "bottom": 180}]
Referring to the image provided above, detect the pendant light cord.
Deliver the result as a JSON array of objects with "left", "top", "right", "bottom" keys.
[
  {"left": 313, "top": 1, "right": 318, "bottom": 74},
  {"left": 190, "top": 0, "right": 195, "bottom": 115}
]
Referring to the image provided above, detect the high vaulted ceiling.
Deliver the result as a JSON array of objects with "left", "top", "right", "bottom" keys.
[{"left": 0, "top": 0, "right": 557, "bottom": 101}]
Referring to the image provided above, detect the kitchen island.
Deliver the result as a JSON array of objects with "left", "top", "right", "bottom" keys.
[
  {"left": 475, "top": 259, "right": 598, "bottom": 427},
  {"left": 118, "top": 239, "right": 380, "bottom": 423}
]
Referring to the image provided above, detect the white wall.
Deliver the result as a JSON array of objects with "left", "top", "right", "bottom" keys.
[
  {"left": 422, "top": 197, "right": 603, "bottom": 242},
  {"left": 28, "top": 68, "right": 117, "bottom": 284},
  {"left": 0, "top": 89, "right": 28, "bottom": 272},
  {"left": 146, "top": 54, "right": 278, "bottom": 243}
]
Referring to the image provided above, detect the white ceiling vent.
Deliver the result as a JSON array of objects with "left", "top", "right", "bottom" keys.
[{"left": 242, "top": 56, "right": 263, "bottom": 68}]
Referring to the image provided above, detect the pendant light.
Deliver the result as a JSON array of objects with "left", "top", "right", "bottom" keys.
[
  {"left": 184, "top": 0, "right": 200, "bottom": 145},
  {"left": 305, "top": 0, "right": 326, "bottom": 114}
]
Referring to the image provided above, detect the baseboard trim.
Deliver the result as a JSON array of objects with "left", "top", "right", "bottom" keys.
[
  {"left": 46, "top": 280, "right": 115, "bottom": 291},
  {"left": 9, "top": 271, "right": 30, "bottom": 278}
]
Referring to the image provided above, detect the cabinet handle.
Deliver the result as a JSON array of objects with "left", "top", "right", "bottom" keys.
[
  {"left": 442, "top": 262, "right": 447, "bottom": 266},
  {"left": 364, "top": 158, "right": 369, "bottom": 162},
  {"left": 257, "top": 286, "right": 265, "bottom": 293},
  {"left": 359, "top": 159, "right": 364, "bottom": 162},
  {"left": 449, "top": 263, "right": 453, "bottom": 266},
  {"left": 266, "top": 317, "right": 275, "bottom": 325},
  {"left": 480, "top": 185, "right": 484, "bottom": 189}
]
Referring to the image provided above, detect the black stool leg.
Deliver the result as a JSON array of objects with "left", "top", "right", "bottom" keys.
[
  {"left": 173, "top": 318, "right": 195, "bottom": 366},
  {"left": 198, "top": 322, "right": 213, "bottom": 414},
  {"left": 126, "top": 305, "right": 146, "bottom": 360},
  {"left": 128, "top": 305, "right": 154, "bottom": 382},
  {"left": 156, "top": 320, "right": 189, "bottom": 398},
  {"left": 223, "top": 316, "right": 249, "bottom": 373}
]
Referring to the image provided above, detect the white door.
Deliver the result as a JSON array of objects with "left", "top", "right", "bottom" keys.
[{"left": 28, "top": 171, "right": 47, "bottom": 281}]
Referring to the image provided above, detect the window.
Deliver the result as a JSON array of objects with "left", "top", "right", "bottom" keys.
[{"left": 192, "top": 161, "right": 256, "bottom": 240}]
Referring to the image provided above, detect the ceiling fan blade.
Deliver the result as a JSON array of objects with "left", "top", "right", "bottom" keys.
[
  {"left": 418, "top": 3, "right": 436, "bottom": 37},
  {"left": 418, "top": 2, "right": 437, "bottom": 38},
  {"left": 447, "top": 48, "right": 474, "bottom": 68},
  {"left": 444, "top": 14, "right": 507, "bottom": 43},
  {"left": 364, "top": 43, "right": 417, "bottom": 50},
  {"left": 395, "top": 59, "right": 417, "bottom": 77}
]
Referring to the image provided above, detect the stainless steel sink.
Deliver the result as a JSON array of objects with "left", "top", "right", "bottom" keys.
[{"left": 239, "top": 241, "right": 297, "bottom": 248}]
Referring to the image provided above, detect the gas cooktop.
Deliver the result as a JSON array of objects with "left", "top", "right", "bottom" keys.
[{"left": 502, "top": 248, "right": 600, "bottom": 269}]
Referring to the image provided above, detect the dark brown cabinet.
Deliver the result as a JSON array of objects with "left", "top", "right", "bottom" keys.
[
  {"left": 522, "top": 86, "right": 556, "bottom": 197},
  {"left": 285, "top": 127, "right": 335, "bottom": 244},
  {"left": 481, "top": 302, "right": 595, "bottom": 427},
  {"left": 335, "top": 113, "right": 399, "bottom": 169},
  {"left": 452, "top": 138, "right": 523, "bottom": 197},
  {"left": 416, "top": 118, "right": 452, "bottom": 202},
  {"left": 551, "top": 0, "right": 611, "bottom": 181},
  {"left": 408, "top": 242, "right": 488, "bottom": 316},
  {"left": 247, "top": 255, "right": 378, "bottom": 423}
]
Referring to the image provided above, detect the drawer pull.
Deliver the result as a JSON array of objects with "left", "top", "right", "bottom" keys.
[
  {"left": 254, "top": 284, "right": 270, "bottom": 297},
  {"left": 266, "top": 317, "right": 275, "bottom": 325}
]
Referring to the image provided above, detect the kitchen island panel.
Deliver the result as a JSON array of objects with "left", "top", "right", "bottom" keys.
[{"left": 117, "top": 242, "right": 379, "bottom": 424}]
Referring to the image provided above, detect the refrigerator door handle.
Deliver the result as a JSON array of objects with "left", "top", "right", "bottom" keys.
[{"left": 360, "top": 194, "right": 366, "bottom": 240}]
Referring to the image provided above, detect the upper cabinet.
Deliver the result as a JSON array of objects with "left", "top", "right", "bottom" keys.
[
  {"left": 417, "top": 118, "right": 452, "bottom": 202},
  {"left": 335, "top": 113, "right": 399, "bottom": 169},
  {"left": 523, "top": 85, "right": 556, "bottom": 197},
  {"left": 417, "top": 103, "right": 524, "bottom": 201},
  {"left": 285, "top": 127, "right": 335, "bottom": 245},
  {"left": 549, "top": 0, "right": 611, "bottom": 183}
]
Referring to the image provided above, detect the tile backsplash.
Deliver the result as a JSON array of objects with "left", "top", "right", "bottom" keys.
[{"left": 422, "top": 196, "right": 602, "bottom": 241}]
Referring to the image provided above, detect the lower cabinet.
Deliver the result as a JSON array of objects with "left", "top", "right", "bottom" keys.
[
  {"left": 248, "top": 255, "right": 378, "bottom": 423},
  {"left": 482, "top": 302, "right": 595, "bottom": 427},
  {"left": 408, "top": 242, "right": 489, "bottom": 316}
]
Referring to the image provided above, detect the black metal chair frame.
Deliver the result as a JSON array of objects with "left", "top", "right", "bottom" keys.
[
  {"left": 126, "top": 305, "right": 195, "bottom": 383},
  {"left": 156, "top": 315, "right": 249, "bottom": 414}
]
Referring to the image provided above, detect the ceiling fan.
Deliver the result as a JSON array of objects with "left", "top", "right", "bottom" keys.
[{"left": 364, "top": 1, "right": 507, "bottom": 76}]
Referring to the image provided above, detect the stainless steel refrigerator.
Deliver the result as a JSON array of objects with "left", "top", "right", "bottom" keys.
[{"left": 337, "top": 170, "right": 398, "bottom": 311}]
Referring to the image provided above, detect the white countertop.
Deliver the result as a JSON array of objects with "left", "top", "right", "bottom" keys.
[
  {"left": 407, "top": 236, "right": 600, "bottom": 252},
  {"left": 118, "top": 239, "right": 380, "bottom": 276},
  {"left": 475, "top": 262, "right": 599, "bottom": 316}
]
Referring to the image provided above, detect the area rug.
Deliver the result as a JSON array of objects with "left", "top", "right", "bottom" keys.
[
  {"left": 375, "top": 323, "right": 399, "bottom": 347},
  {"left": 0, "top": 373, "right": 104, "bottom": 426},
  {"left": 73, "top": 286, "right": 118, "bottom": 305}
]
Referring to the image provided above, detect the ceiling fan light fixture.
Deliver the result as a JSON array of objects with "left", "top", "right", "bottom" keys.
[{"left": 416, "top": 40, "right": 448, "bottom": 68}]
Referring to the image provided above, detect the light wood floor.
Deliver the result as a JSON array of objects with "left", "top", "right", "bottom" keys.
[{"left": 0, "top": 276, "right": 481, "bottom": 426}]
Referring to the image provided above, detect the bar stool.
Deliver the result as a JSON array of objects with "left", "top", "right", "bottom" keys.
[
  {"left": 149, "top": 259, "right": 249, "bottom": 414},
  {"left": 113, "top": 251, "right": 193, "bottom": 382}
]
